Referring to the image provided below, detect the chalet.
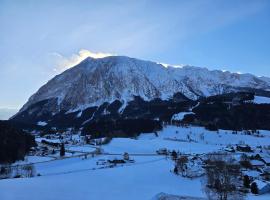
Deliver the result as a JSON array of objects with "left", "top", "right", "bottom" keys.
[
  {"left": 252, "top": 180, "right": 270, "bottom": 194},
  {"left": 224, "top": 146, "right": 235, "bottom": 152},
  {"left": 96, "top": 159, "right": 107, "bottom": 165},
  {"left": 156, "top": 148, "right": 168, "bottom": 155},
  {"left": 108, "top": 159, "right": 126, "bottom": 164},
  {"left": 250, "top": 160, "right": 265, "bottom": 168},
  {"left": 236, "top": 145, "right": 252, "bottom": 152},
  {"left": 261, "top": 157, "right": 270, "bottom": 166}
]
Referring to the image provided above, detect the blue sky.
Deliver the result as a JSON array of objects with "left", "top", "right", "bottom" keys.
[{"left": 0, "top": 0, "right": 270, "bottom": 109}]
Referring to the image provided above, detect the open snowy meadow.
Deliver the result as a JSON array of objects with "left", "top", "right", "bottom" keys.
[{"left": 1, "top": 125, "right": 270, "bottom": 200}]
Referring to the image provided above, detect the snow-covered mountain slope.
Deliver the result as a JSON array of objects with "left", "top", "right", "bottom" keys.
[{"left": 15, "top": 56, "right": 270, "bottom": 117}]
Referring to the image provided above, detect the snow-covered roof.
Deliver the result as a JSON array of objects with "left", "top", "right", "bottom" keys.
[
  {"left": 250, "top": 160, "right": 265, "bottom": 166},
  {"left": 37, "top": 121, "right": 48, "bottom": 126},
  {"left": 262, "top": 157, "right": 270, "bottom": 163},
  {"left": 253, "top": 180, "right": 270, "bottom": 190}
]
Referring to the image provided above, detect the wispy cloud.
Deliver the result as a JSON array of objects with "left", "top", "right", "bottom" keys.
[
  {"left": 0, "top": 0, "right": 269, "bottom": 108},
  {"left": 157, "top": 62, "right": 185, "bottom": 68},
  {"left": 51, "top": 50, "right": 115, "bottom": 73}
]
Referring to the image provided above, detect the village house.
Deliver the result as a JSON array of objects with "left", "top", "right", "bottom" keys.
[
  {"left": 236, "top": 144, "right": 253, "bottom": 152},
  {"left": 250, "top": 160, "right": 265, "bottom": 168},
  {"left": 260, "top": 167, "right": 270, "bottom": 181},
  {"left": 261, "top": 157, "right": 270, "bottom": 166},
  {"left": 252, "top": 180, "right": 270, "bottom": 194},
  {"left": 156, "top": 148, "right": 168, "bottom": 155}
]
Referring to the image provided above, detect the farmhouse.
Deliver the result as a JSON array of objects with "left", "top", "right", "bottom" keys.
[{"left": 252, "top": 180, "right": 270, "bottom": 194}]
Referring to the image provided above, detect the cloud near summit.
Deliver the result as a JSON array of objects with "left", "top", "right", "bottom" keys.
[{"left": 51, "top": 50, "right": 115, "bottom": 73}]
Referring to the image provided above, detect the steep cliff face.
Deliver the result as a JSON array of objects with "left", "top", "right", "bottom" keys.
[{"left": 11, "top": 56, "right": 270, "bottom": 128}]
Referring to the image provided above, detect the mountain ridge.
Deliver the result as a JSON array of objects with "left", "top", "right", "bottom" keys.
[{"left": 14, "top": 55, "right": 270, "bottom": 118}]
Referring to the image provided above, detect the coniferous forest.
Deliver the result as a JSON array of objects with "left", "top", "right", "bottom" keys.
[{"left": 0, "top": 121, "right": 36, "bottom": 163}]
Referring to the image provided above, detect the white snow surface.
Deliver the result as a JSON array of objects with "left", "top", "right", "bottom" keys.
[
  {"left": 1, "top": 126, "right": 270, "bottom": 200},
  {"left": 254, "top": 96, "right": 270, "bottom": 104},
  {"left": 171, "top": 112, "right": 194, "bottom": 121},
  {"left": 37, "top": 121, "right": 48, "bottom": 126}
]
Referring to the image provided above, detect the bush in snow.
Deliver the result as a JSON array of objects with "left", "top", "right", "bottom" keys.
[
  {"left": 250, "top": 182, "right": 258, "bottom": 194},
  {"left": 60, "top": 143, "right": 65, "bottom": 157},
  {"left": 0, "top": 165, "right": 12, "bottom": 179},
  {"left": 171, "top": 150, "right": 177, "bottom": 161},
  {"left": 22, "top": 164, "right": 36, "bottom": 177},
  {"left": 175, "top": 156, "right": 188, "bottom": 176},
  {"left": 243, "top": 175, "right": 250, "bottom": 188}
]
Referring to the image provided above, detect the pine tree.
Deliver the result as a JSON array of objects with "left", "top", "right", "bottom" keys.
[
  {"left": 250, "top": 182, "right": 259, "bottom": 194},
  {"left": 173, "top": 166, "right": 178, "bottom": 175},
  {"left": 60, "top": 143, "right": 65, "bottom": 157},
  {"left": 243, "top": 175, "right": 250, "bottom": 188},
  {"left": 171, "top": 150, "right": 177, "bottom": 160}
]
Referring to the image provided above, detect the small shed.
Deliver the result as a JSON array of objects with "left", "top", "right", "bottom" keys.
[
  {"left": 156, "top": 148, "right": 168, "bottom": 155},
  {"left": 108, "top": 159, "right": 125, "bottom": 164},
  {"left": 252, "top": 180, "right": 270, "bottom": 194},
  {"left": 236, "top": 145, "right": 252, "bottom": 152},
  {"left": 123, "top": 152, "right": 129, "bottom": 160},
  {"left": 224, "top": 147, "right": 235, "bottom": 152}
]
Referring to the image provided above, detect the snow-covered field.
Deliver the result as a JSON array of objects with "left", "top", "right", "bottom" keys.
[
  {"left": 1, "top": 125, "right": 270, "bottom": 200},
  {"left": 254, "top": 96, "right": 270, "bottom": 104},
  {"left": 0, "top": 157, "right": 204, "bottom": 200}
]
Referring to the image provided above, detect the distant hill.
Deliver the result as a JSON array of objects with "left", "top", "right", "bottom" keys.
[{"left": 0, "top": 108, "right": 18, "bottom": 120}]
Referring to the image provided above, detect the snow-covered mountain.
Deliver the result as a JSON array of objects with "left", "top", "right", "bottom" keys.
[
  {"left": 9, "top": 55, "right": 270, "bottom": 131},
  {"left": 16, "top": 56, "right": 270, "bottom": 116}
]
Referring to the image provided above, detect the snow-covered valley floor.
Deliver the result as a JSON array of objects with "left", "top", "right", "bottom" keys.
[{"left": 1, "top": 125, "right": 270, "bottom": 200}]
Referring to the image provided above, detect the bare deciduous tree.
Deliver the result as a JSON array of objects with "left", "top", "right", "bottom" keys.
[
  {"left": 202, "top": 154, "right": 245, "bottom": 200},
  {"left": 176, "top": 156, "right": 188, "bottom": 176},
  {"left": 0, "top": 165, "right": 11, "bottom": 179},
  {"left": 23, "top": 164, "right": 36, "bottom": 177}
]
